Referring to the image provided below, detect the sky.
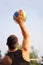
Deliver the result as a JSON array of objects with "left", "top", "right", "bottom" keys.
[{"left": 0, "top": 0, "right": 43, "bottom": 57}]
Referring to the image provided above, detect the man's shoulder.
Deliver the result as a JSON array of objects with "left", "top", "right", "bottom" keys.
[{"left": 0, "top": 55, "right": 12, "bottom": 65}]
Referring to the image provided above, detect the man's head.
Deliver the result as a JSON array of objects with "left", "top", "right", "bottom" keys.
[{"left": 7, "top": 35, "right": 18, "bottom": 50}]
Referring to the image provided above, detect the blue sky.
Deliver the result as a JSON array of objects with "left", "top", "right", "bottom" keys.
[{"left": 0, "top": 0, "right": 43, "bottom": 57}]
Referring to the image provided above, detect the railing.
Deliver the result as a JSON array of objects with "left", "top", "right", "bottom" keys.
[{"left": 30, "top": 59, "right": 41, "bottom": 65}]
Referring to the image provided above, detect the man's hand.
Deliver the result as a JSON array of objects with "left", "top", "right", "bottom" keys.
[{"left": 14, "top": 15, "right": 24, "bottom": 24}]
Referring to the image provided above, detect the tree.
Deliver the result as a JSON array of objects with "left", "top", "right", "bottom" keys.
[{"left": 30, "top": 46, "right": 39, "bottom": 65}]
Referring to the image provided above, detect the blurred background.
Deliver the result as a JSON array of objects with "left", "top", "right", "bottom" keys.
[{"left": 0, "top": 0, "right": 43, "bottom": 64}]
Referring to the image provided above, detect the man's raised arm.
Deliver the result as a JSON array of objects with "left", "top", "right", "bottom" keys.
[
  {"left": 19, "top": 22, "right": 30, "bottom": 51},
  {"left": 14, "top": 16, "right": 30, "bottom": 51}
]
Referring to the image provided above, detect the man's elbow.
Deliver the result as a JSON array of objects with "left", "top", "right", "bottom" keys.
[{"left": 25, "top": 34, "right": 30, "bottom": 39}]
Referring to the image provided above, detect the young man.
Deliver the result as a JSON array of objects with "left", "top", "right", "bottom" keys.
[{"left": 0, "top": 11, "right": 30, "bottom": 65}]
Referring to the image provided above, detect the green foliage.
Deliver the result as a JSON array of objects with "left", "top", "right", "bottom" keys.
[
  {"left": 30, "top": 46, "right": 39, "bottom": 65},
  {"left": 30, "top": 60, "right": 39, "bottom": 65},
  {"left": 18, "top": 45, "right": 22, "bottom": 49}
]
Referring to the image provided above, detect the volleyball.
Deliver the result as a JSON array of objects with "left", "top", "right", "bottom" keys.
[{"left": 13, "top": 10, "right": 26, "bottom": 22}]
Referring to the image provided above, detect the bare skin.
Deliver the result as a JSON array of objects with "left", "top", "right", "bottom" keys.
[{"left": 0, "top": 12, "right": 30, "bottom": 65}]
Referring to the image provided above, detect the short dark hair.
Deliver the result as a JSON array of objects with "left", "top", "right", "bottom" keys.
[{"left": 7, "top": 35, "right": 18, "bottom": 50}]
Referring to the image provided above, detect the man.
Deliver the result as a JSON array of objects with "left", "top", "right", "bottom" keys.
[{"left": 0, "top": 10, "right": 30, "bottom": 65}]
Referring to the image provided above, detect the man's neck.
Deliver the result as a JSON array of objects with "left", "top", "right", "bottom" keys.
[{"left": 8, "top": 48, "right": 18, "bottom": 52}]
